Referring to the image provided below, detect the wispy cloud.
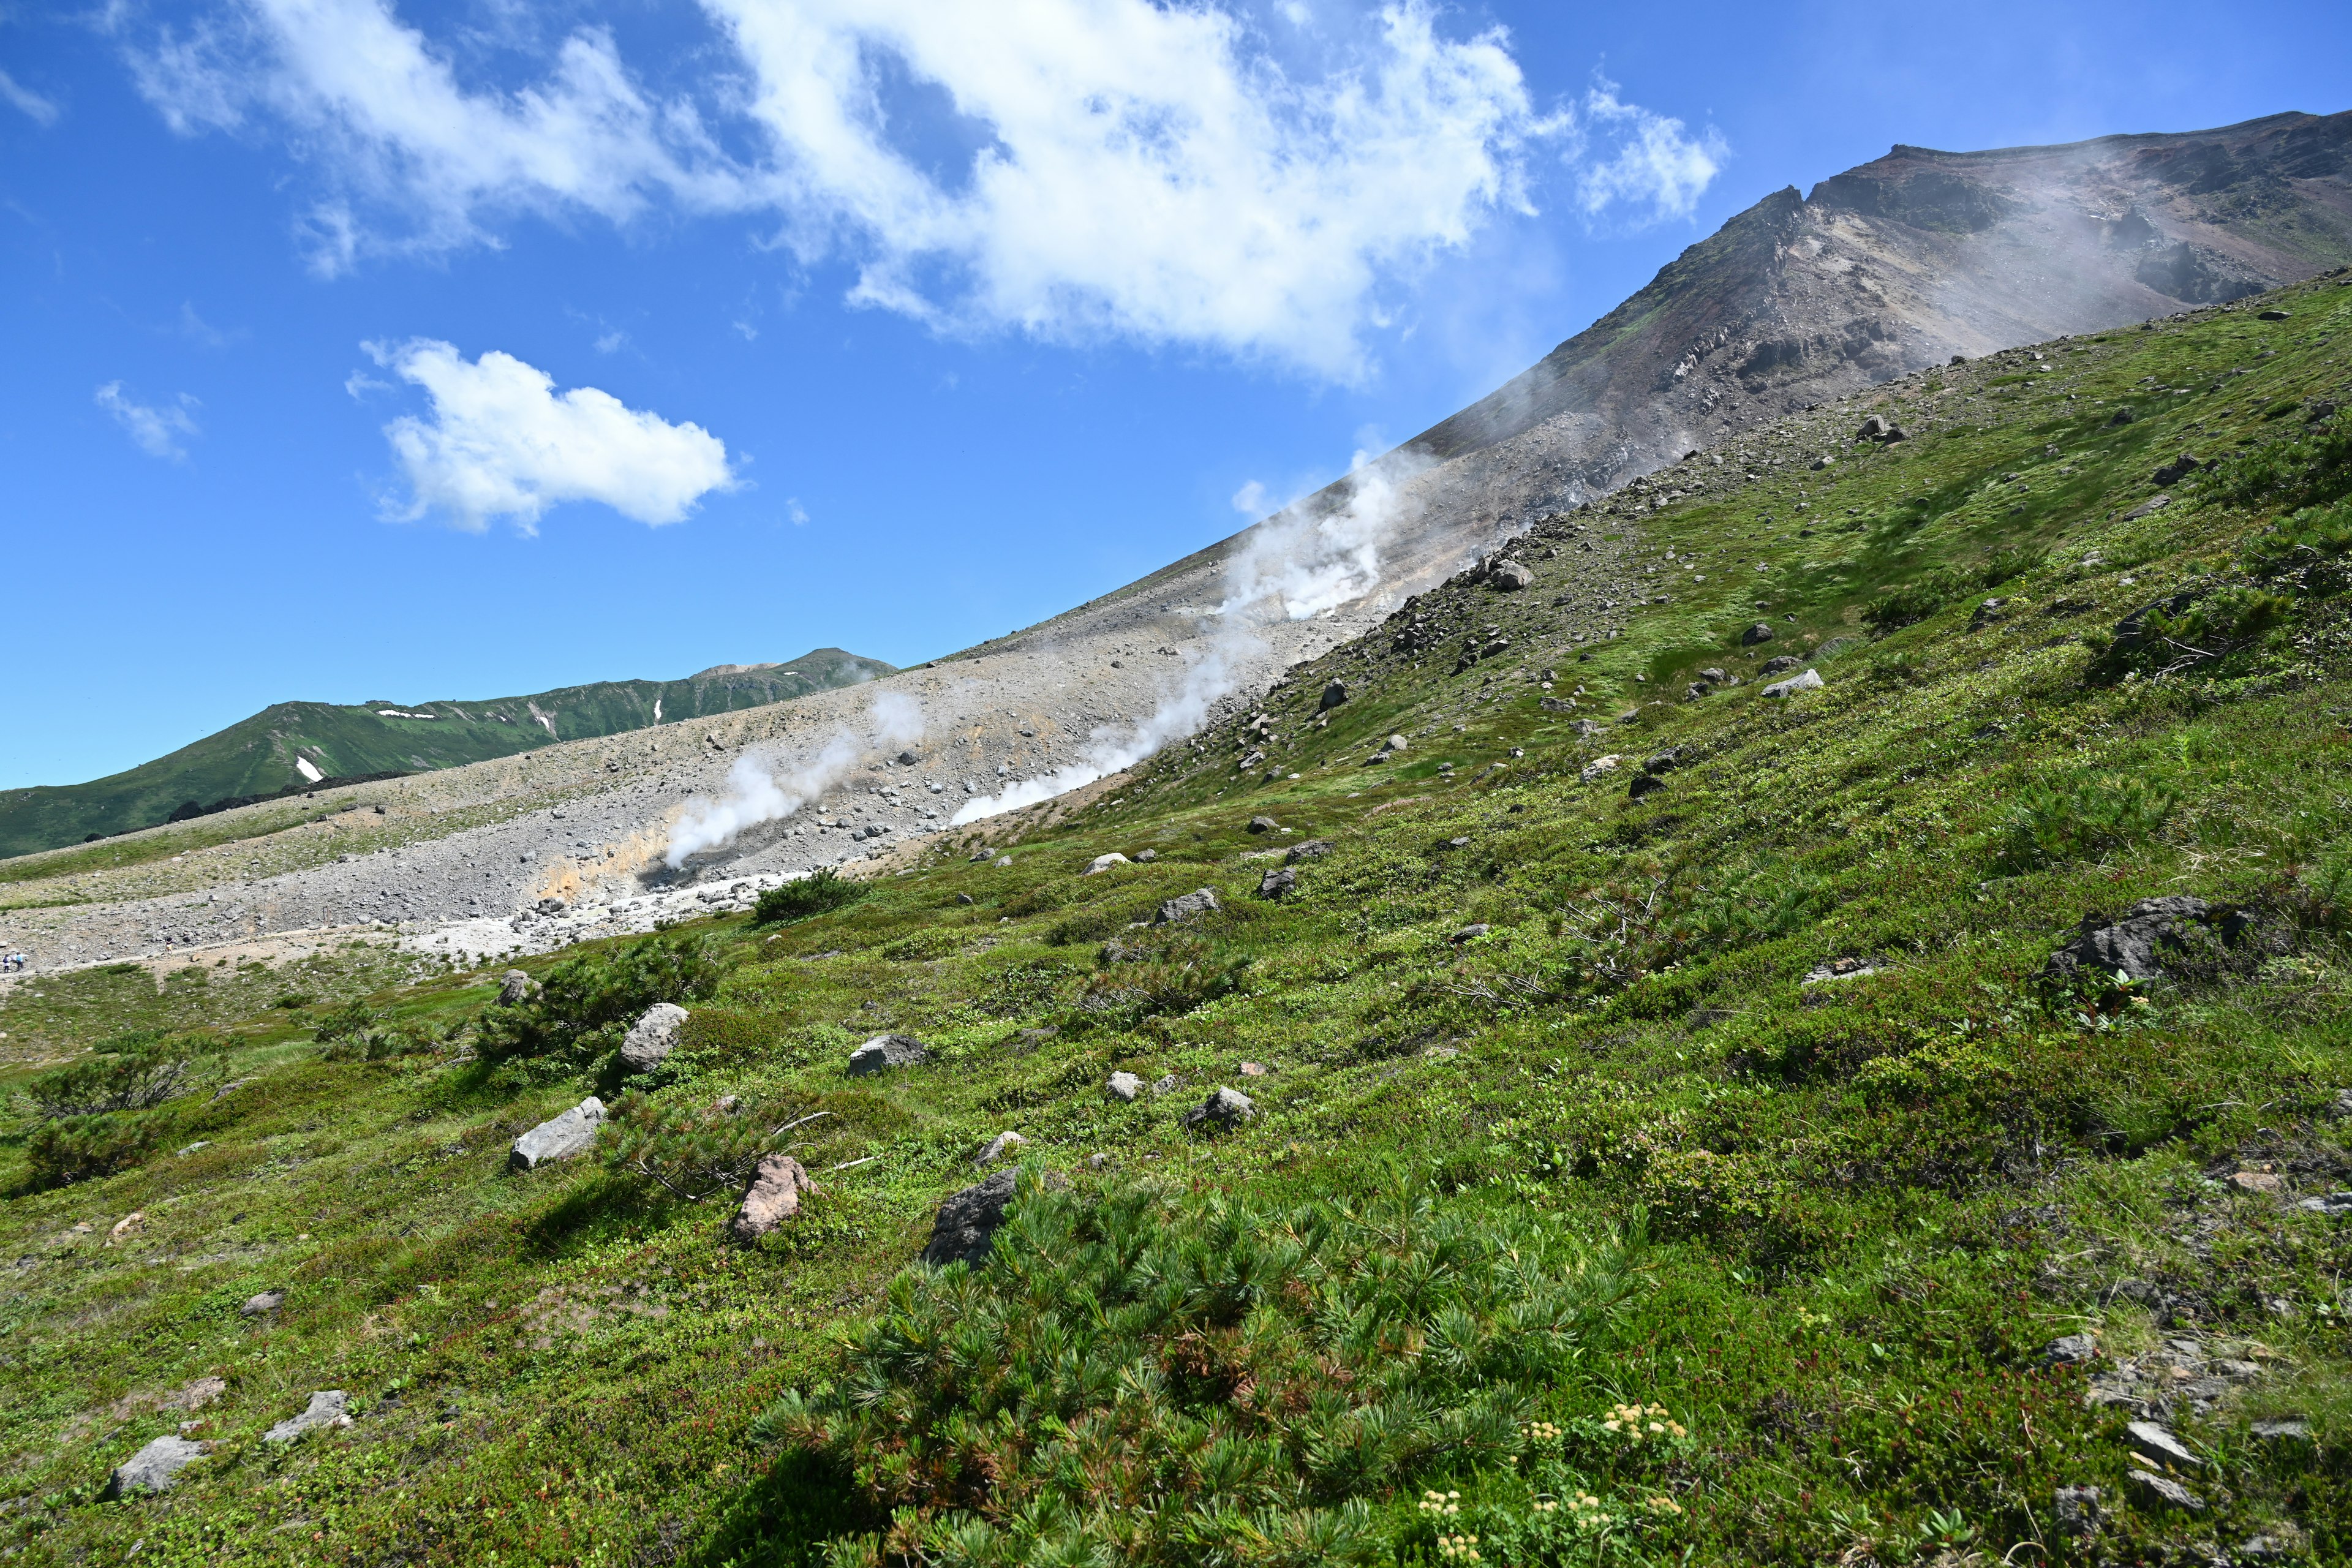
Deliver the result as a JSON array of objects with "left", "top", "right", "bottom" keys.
[
  {"left": 1570, "top": 75, "right": 1728, "bottom": 224},
  {"left": 368, "top": 339, "right": 736, "bottom": 533},
  {"left": 178, "top": 300, "right": 240, "bottom": 348},
  {"left": 95, "top": 382, "right": 200, "bottom": 459},
  {"left": 0, "top": 68, "right": 59, "bottom": 127},
  {"left": 114, "top": 1, "right": 1724, "bottom": 382}
]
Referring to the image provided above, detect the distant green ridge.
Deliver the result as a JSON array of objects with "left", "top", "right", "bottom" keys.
[{"left": 0, "top": 650, "right": 894, "bottom": 859}]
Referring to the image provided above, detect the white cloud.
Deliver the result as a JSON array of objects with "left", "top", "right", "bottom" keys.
[
  {"left": 96, "top": 382, "right": 200, "bottom": 459},
  {"left": 121, "top": 2, "right": 1725, "bottom": 377},
  {"left": 1572, "top": 76, "right": 1727, "bottom": 224},
  {"left": 709, "top": 0, "right": 1549, "bottom": 379},
  {"left": 0, "top": 68, "right": 59, "bottom": 126},
  {"left": 368, "top": 339, "right": 736, "bottom": 533},
  {"left": 1231, "top": 479, "right": 1270, "bottom": 516},
  {"left": 124, "top": 0, "right": 745, "bottom": 273}
]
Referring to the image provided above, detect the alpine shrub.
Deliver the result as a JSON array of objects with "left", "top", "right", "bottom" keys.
[
  {"left": 24, "top": 1112, "right": 157, "bottom": 1190},
  {"left": 475, "top": 931, "right": 723, "bottom": 1065},
  {"left": 601, "top": 1093, "right": 796, "bottom": 1202},
  {"left": 1983, "top": 772, "right": 2177, "bottom": 872},
  {"left": 753, "top": 869, "right": 866, "bottom": 925},
  {"left": 24, "top": 1033, "right": 213, "bottom": 1119},
  {"left": 2205, "top": 420, "right": 2352, "bottom": 513},
  {"left": 756, "top": 1173, "right": 1645, "bottom": 1568}
]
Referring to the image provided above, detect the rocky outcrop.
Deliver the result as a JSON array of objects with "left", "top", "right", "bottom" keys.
[
  {"left": 921, "top": 1169, "right": 1020, "bottom": 1268},
  {"left": 509, "top": 1098, "right": 606, "bottom": 1170},
  {"left": 731, "top": 1154, "right": 815, "bottom": 1243},
  {"left": 616, "top": 1003, "right": 689, "bottom": 1076},
  {"left": 264, "top": 1390, "right": 352, "bottom": 1445},
  {"left": 2046, "top": 896, "right": 2236, "bottom": 981},
  {"left": 846, "top": 1033, "right": 929, "bottom": 1076},
  {"left": 104, "top": 1436, "right": 208, "bottom": 1498}
]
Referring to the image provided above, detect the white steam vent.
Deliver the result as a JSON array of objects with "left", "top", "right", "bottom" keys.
[
  {"left": 951, "top": 448, "right": 1425, "bottom": 825},
  {"left": 663, "top": 693, "right": 924, "bottom": 866}
]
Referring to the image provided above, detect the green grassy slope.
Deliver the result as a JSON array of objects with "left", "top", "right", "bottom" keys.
[
  {"left": 3, "top": 273, "right": 2351, "bottom": 1567},
  {"left": 0, "top": 650, "right": 895, "bottom": 860}
]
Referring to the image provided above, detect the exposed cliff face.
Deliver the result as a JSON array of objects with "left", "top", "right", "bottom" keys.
[{"left": 1398, "top": 111, "right": 2352, "bottom": 498}]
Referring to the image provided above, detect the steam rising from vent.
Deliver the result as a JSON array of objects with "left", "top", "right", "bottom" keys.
[
  {"left": 664, "top": 693, "right": 924, "bottom": 866},
  {"left": 951, "top": 451, "right": 1423, "bottom": 824}
]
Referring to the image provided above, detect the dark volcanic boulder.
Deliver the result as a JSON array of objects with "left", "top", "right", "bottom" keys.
[
  {"left": 2045, "top": 896, "right": 2233, "bottom": 981},
  {"left": 921, "top": 1169, "right": 1066, "bottom": 1267}
]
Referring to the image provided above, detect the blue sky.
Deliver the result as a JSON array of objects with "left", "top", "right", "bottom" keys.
[{"left": 1, "top": 0, "right": 2345, "bottom": 791}]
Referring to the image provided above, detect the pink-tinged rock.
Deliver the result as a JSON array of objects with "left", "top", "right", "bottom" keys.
[
  {"left": 732, "top": 1155, "right": 816, "bottom": 1243},
  {"left": 2231, "top": 1170, "right": 2283, "bottom": 1194}
]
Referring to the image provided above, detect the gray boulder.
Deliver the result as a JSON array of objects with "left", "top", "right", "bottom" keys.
[
  {"left": 1762, "top": 668, "right": 1823, "bottom": 699},
  {"left": 1489, "top": 559, "right": 1534, "bottom": 590},
  {"left": 2126, "top": 1420, "right": 2201, "bottom": 1469},
  {"left": 617, "top": 1002, "right": 690, "bottom": 1076},
  {"left": 2128, "top": 1471, "right": 2204, "bottom": 1511},
  {"left": 2052, "top": 1485, "right": 2102, "bottom": 1537},
  {"left": 1106, "top": 1071, "right": 1143, "bottom": 1102},
  {"left": 1741, "top": 621, "right": 1776, "bottom": 646},
  {"left": 1759, "top": 655, "right": 1802, "bottom": 675},
  {"left": 1181, "top": 1087, "right": 1256, "bottom": 1131},
  {"left": 1257, "top": 867, "right": 1297, "bottom": 900},
  {"left": 264, "top": 1390, "right": 352, "bottom": 1445},
  {"left": 2038, "top": 1333, "right": 2098, "bottom": 1367},
  {"left": 104, "top": 1435, "right": 208, "bottom": 1498},
  {"left": 496, "top": 969, "right": 534, "bottom": 1006},
  {"left": 239, "top": 1289, "right": 285, "bottom": 1317},
  {"left": 508, "top": 1098, "right": 607, "bottom": 1171},
  {"left": 1156, "top": 889, "right": 1221, "bottom": 924},
  {"left": 731, "top": 1154, "right": 815, "bottom": 1244},
  {"left": 1247, "top": 815, "right": 1280, "bottom": 834},
  {"left": 2045, "top": 896, "right": 2222, "bottom": 982},
  {"left": 976, "top": 1131, "right": 1028, "bottom": 1164},
  {"left": 1286, "top": 839, "right": 1334, "bottom": 863},
  {"left": 846, "top": 1033, "right": 929, "bottom": 1077},
  {"left": 1319, "top": 680, "right": 1349, "bottom": 711},
  {"left": 922, "top": 1169, "right": 1020, "bottom": 1268}
]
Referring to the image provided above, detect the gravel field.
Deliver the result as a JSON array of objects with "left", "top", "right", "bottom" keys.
[{"left": 0, "top": 430, "right": 1637, "bottom": 976}]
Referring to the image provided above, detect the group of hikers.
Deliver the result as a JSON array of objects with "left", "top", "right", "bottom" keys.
[{"left": 1, "top": 951, "right": 26, "bottom": 972}]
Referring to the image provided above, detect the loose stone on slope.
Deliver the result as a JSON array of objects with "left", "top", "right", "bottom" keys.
[
  {"left": 731, "top": 1155, "right": 815, "bottom": 1244},
  {"left": 509, "top": 1098, "right": 607, "bottom": 1170},
  {"left": 264, "top": 1390, "right": 353, "bottom": 1445},
  {"left": 104, "top": 1435, "right": 208, "bottom": 1498},
  {"left": 616, "top": 1002, "right": 689, "bottom": 1077},
  {"left": 846, "top": 1033, "right": 930, "bottom": 1076}
]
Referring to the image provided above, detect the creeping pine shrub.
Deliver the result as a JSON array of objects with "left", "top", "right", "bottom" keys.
[
  {"left": 2241, "top": 497, "right": 2352, "bottom": 584},
  {"left": 600, "top": 1093, "right": 794, "bottom": 1202},
  {"left": 1076, "top": 934, "right": 1250, "bottom": 1024},
  {"left": 24, "top": 1114, "right": 157, "bottom": 1190},
  {"left": 24, "top": 1031, "right": 214, "bottom": 1118},
  {"left": 313, "top": 999, "right": 382, "bottom": 1043},
  {"left": 16, "top": 1031, "right": 216, "bottom": 1188},
  {"left": 754, "top": 868, "right": 866, "bottom": 925},
  {"left": 2205, "top": 419, "right": 2352, "bottom": 513},
  {"left": 1983, "top": 772, "right": 2177, "bottom": 872},
  {"left": 474, "top": 931, "right": 723, "bottom": 1065},
  {"left": 756, "top": 1172, "right": 1643, "bottom": 1568},
  {"left": 318, "top": 1017, "right": 448, "bottom": 1063},
  {"left": 1863, "top": 546, "right": 2045, "bottom": 631}
]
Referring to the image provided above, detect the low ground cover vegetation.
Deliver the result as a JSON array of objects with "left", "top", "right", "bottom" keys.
[{"left": 3, "top": 276, "right": 2351, "bottom": 1565}]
